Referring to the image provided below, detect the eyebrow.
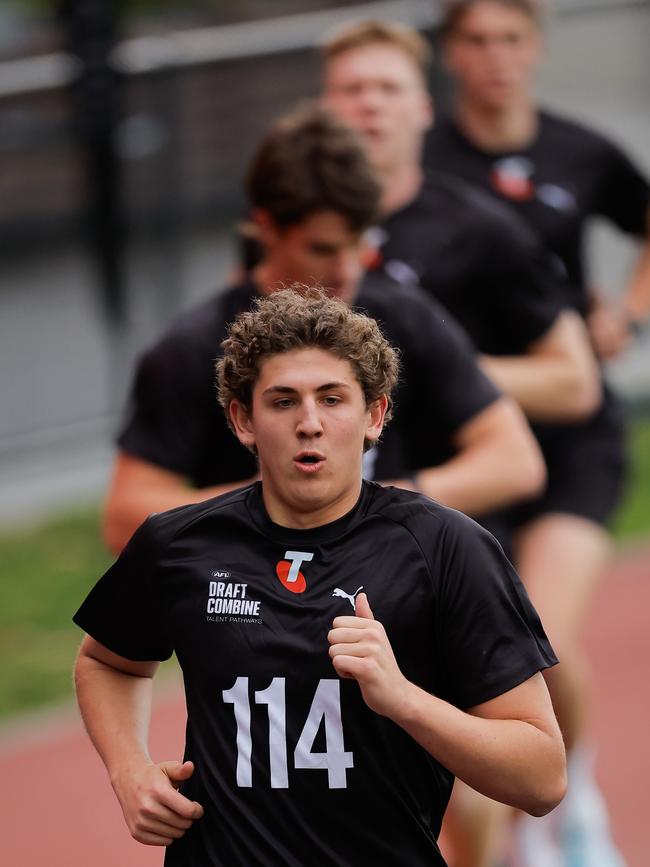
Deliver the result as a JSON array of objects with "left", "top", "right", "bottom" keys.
[{"left": 262, "top": 381, "right": 351, "bottom": 396}]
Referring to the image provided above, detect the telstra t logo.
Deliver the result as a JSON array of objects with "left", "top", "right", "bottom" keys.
[{"left": 275, "top": 550, "right": 314, "bottom": 594}]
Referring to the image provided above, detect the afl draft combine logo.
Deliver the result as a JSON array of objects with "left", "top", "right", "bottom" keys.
[{"left": 275, "top": 550, "right": 314, "bottom": 594}]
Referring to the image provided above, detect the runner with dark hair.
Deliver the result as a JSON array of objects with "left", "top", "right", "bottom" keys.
[{"left": 103, "top": 104, "right": 544, "bottom": 555}]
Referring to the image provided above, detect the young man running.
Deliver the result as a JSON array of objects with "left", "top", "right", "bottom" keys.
[
  {"left": 321, "top": 19, "right": 601, "bottom": 428},
  {"left": 74, "top": 287, "right": 566, "bottom": 866},
  {"left": 103, "top": 105, "right": 544, "bottom": 554},
  {"left": 429, "top": 6, "right": 649, "bottom": 864}
]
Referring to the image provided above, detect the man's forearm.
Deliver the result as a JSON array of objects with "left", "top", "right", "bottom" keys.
[
  {"left": 413, "top": 451, "right": 538, "bottom": 515},
  {"left": 74, "top": 651, "right": 155, "bottom": 783},
  {"left": 480, "top": 355, "right": 601, "bottom": 422},
  {"left": 392, "top": 680, "right": 565, "bottom": 816},
  {"left": 480, "top": 310, "right": 602, "bottom": 422},
  {"left": 74, "top": 644, "right": 203, "bottom": 845},
  {"left": 410, "top": 427, "right": 544, "bottom": 516},
  {"left": 329, "top": 599, "right": 566, "bottom": 818}
]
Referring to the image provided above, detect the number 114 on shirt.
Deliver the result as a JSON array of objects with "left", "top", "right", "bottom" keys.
[{"left": 222, "top": 677, "right": 354, "bottom": 789}]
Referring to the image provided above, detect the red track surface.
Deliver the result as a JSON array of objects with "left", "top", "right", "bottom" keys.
[{"left": 2, "top": 548, "right": 648, "bottom": 867}]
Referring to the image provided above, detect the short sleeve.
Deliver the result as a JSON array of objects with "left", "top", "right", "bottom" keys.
[
  {"left": 436, "top": 514, "right": 557, "bottom": 709},
  {"left": 117, "top": 334, "right": 216, "bottom": 479},
  {"left": 593, "top": 140, "right": 650, "bottom": 236},
  {"left": 73, "top": 517, "right": 174, "bottom": 661},
  {"left": 360, "top": 283, "right": 503, "bottom": 480},
  {"left": 402, "top": 291, "right": 502, "bottom": 433},
  {"left": 478, "top": 211, "right": 566, "bottom": 353}
]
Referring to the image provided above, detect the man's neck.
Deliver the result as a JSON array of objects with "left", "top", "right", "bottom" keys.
[
  {"left": 261, "top": 480, "right": 363, "bottom": 530},
  {"left": 455, "top": 98, "right": 538, "bottom": 152},
  {"left": 379, "top": 162, "right": 424, "bottom": 215}
]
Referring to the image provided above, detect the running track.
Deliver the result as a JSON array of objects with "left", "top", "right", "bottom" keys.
[{"left": 2, "top": 547, "right": 648, "bottom": 867}]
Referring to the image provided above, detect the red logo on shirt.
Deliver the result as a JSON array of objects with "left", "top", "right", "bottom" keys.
[
  {"left": 275, "top": 550, "right": 314, "bottom": 594},
  {"left": 490, "top": 157, "right": 535, "bottom": 201}
]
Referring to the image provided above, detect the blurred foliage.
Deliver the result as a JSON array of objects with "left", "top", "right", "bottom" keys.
[
  {"left": 613, "top": 414, "right": 650, "bottom": 541},
  {"left": 0, "top": 415, "right": 649, "bottom": 722}
]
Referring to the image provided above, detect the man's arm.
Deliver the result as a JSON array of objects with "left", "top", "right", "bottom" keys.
[
  {"left": 74, "top": 636, "right": 204, "bottom": 846},
  {"left": 480, "top": 310, "right": 602, "bottom": 423},
  {"left": 387, "top": 396, "right": 546, "bottom": 516},
  {"left": 103, "top": 452, "right": 258, "bottom": 554},
  {"left": 329, "top": 595, "right": 566, "bottom": 816}
]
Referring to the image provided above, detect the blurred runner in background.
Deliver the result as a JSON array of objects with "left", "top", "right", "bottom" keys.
[
  {"left": 103, "top": 104, "right": 544, "bottom": 554},
  {"left": 321, "top": 19, "right": 600, "bottom": 433},
  {"left": 426, "top": 1, "right": 650, "bottom": 864}
]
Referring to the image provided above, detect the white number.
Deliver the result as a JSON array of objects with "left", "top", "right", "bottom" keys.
[
  {"left": 294, "top": 679, "right": 354, "bottom": 789},
  {"left": 255, "top": 678, "right": 288, "bottom": 788},
  {"left": 222, "top": 677, "right": 353, "bottom": 789},
  {"left": 222, "top": 677, "right": 252, "bottom": 787}
]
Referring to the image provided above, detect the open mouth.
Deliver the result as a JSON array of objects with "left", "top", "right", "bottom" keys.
[{"left": 294, "top": 452, "right": 325, "bottom": 473}]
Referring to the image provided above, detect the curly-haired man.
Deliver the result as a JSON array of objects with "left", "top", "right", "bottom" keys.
[{"left": 74, "top": 287, "right": 566, "bottom": 867}]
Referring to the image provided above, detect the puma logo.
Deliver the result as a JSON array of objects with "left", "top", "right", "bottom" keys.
[{"left": 332, "top": 586, "right": 364, "bottom": 610}]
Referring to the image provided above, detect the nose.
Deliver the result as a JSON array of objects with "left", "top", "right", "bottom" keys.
[
  {"left": 296, "top": 399, "right": 324, "bottom": 439},
  {"left": 359, "top": 84, "right": 382, "bottom": 112},
  {"left": 484, "top": 35, "right": 512, "bottom": 63}
]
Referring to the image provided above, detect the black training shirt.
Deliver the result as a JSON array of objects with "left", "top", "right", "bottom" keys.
[
  {"left": 375, "top": 171, "right": 565, "bottom": 356},
  {"left": 117, "top": 275, "right": 500, "bottom": 484},
  {"left": 427, "top": 112, "right": 650, "bottom": 316},
  {"left": 74, "top": 481, "right": 556, "bottom": 867}
]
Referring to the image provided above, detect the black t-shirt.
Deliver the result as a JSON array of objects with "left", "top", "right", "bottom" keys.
[
  {"left": 74, "top": 481, "right": 556, "bottom": 867},
  {"left": 426, "top": 112, "right": 650, "bottom": 317},
  {"left": 117, "top": 275, "right": 500, "bottom": 484},
  {"left": 375, "top": 171, "right": 566, "bottom": 356}
]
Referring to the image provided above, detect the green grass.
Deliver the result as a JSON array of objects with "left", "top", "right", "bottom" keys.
[
  {"left": 613, "top": 417, "right": 650, "bottom": 541},
  {"left": 1, "top": 416, "right": 649, "bottom": 722},
  {"left": 0, "top": 507, "right": 111, "bottom": 721}
]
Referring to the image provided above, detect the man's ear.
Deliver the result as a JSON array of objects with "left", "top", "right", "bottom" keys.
[
  {"left": 229, "top": 400, "right": 256, "bottom": 451},
  {"left": 251, "top": 208, "right": 281, "bottom": 252},
  {"left": 365, "top": 394, "right": 389, "bottom": 445}
]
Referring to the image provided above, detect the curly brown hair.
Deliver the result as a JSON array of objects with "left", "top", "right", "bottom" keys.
[{"left": 216, "top": 286, "right": 400, "bottom": 448}]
